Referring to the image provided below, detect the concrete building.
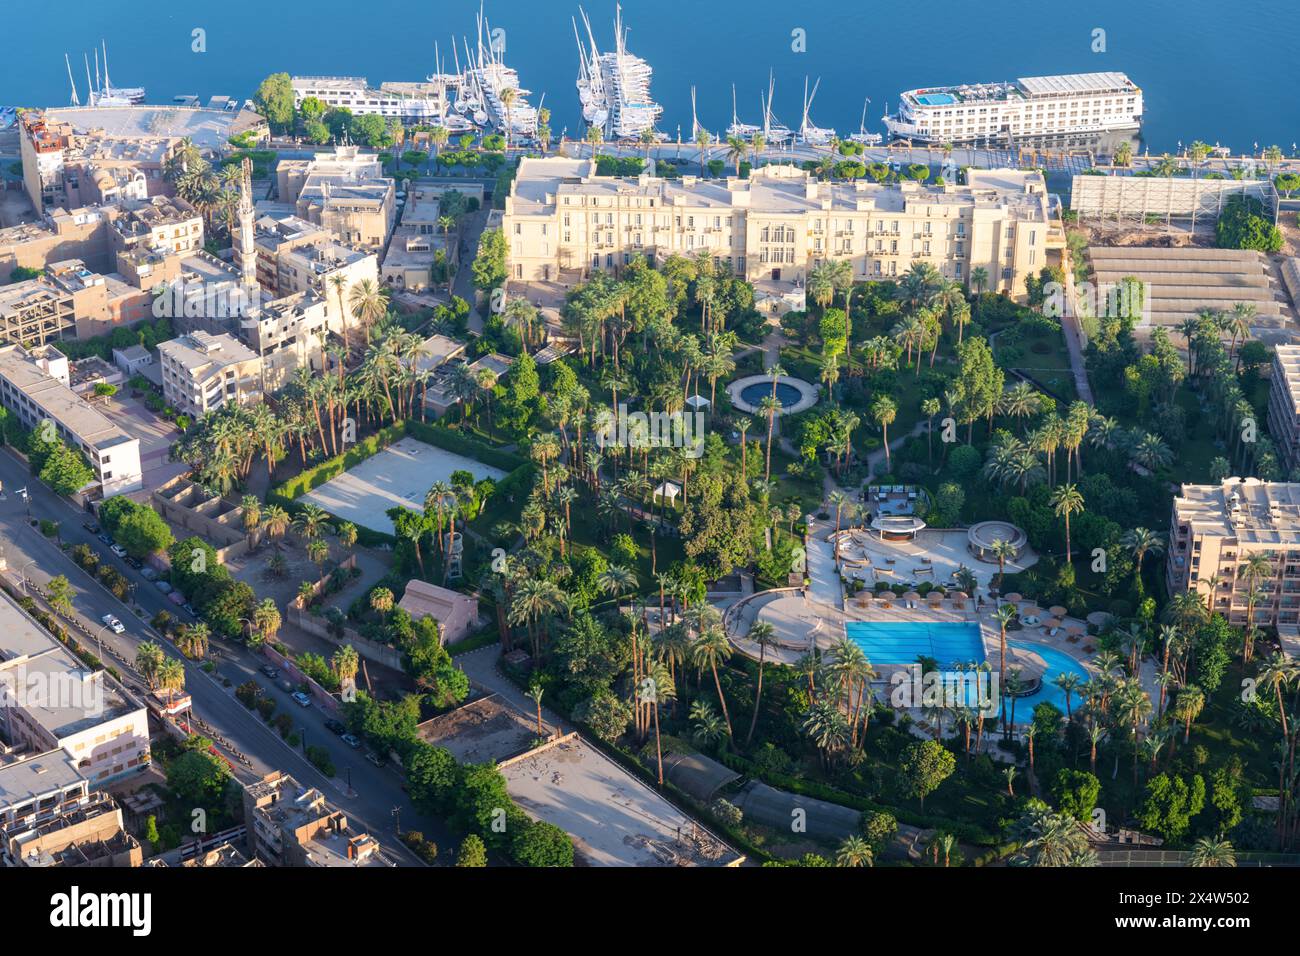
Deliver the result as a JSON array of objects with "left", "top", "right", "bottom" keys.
[
  {"left": 243, "top": 770, "right": 391, "bottom": 867},
  {"left": 0, "top": 206, "right": 118, "bottom": 281},
  {"left": 276, "top": 147, "right": 395, "bottom": 251},
  {"left": 1166, "top": 478, "right": 1300, "bottom": 631},
  {"left": 0, "top": 276, "right": 76, "bottom": 347},
  {"left": 396, "top": 579, "right": 479, "bottom": 645},
  {"left": 1268, "top": 344, "right": 1300, "bottom": 474},
  {"left": 109, "top": 196, "right": 204, "bottom": 258},
  {"left": 503, "top": 158, "right": 1063, "bottom": 298},
  {"left": 0, "top": 591, "right": 150, "bottom": 787},
  {"left": 112, "top": 344, "right": 153, "bottom": 377},
  {"left": 158, "top": 330, "right": 263, "bottom": 418},
  {"left": 0, "top": 343, "right": 143, "bottom": 495},
  {"left": 1, "top": 781, "right": 141, "bottom": 868},
  {"left": 19, "top": 104, "right": 266, "bottom": 213}
]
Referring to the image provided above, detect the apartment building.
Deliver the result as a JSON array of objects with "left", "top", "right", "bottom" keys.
[
  {"left": 110, "top": 195, "right": 204, "bottom": 258},
  {"left": 0, "top": 205, "right": 118, "bottom": 280},
  {"left": 276, "top": 147, "right": 395, "bottom": 251},
  {"left": 1166, "top": 478, "right": 1300, "bottom": 630},
  {"left": 158, "top": 330, "right": 263, "bottom": 418},
  {"left": 273, "top": 240, "right": 379, "bottom": 335},
  {"left": 0, "top": 278, "right": 76, "bottom": 347},
  {"left": 503, "top": 158, "right": 1062, "bottom": 298},
  {"left": 243, "top": 771, "right": 391, "bottom": 867},
  {"left": 1268, "top": 344, "right": 1300, "bottom": 474},
  {"left": 1, "top": 775, "right": 142, "bottom": 868},
  {"left": 0, "top": 343, "right": 143, "bottom": 495},
  {"left": 0, "top": 591, "right": 150, "bottom": 787}
]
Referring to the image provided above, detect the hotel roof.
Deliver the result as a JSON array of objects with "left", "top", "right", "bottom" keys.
[{"left": 1173, "top": 479, "right": 1300, "bottom": 546}]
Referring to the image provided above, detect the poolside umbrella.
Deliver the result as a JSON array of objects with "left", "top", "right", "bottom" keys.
[
  {"left": 1049, "top": 605, "right": 1068, "bottom": 618},
  {"left": 1042, "top": 616, "right": 1062, "bottom": 630},
  {"left": 1019, "top": 604, "right": 1042, "bottom": 617},
  {"left": 903, "top": 591, "right": 921, "bottom": 601},
  {"left": 1065, "top": 623, "right": 1086, "bottom": 636},
  {"left": 951, "top": 592, "right": 969, "bottom": 600},
  {"left": 1004, "top": 592, "right": 1023, "bottom": 603},
  {"left": 1086, "top": 611, "right": 1113, "bottom": 628},
  {"left": 927, "top": 592, "right": 943, "bottom": 605}
]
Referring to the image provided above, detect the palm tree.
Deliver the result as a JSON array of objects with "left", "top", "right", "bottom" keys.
[
  {"left": 1188, "top": 837, "right": 1236, "bottom": 867},
  {"left": 157, "top": 657, "right": 185, "bottom": 706},
  {"left": 261, "top": 505, "right": 291, "bottom": 544},
  {"left": 526, "top": 682, "right": 545, "bottom": 736},
  {"left": 725, "top": 135, "right": 747, "bottom": 176},
  {"left": 992, "top": 603, "right": 1017, "bottom": 724},
  {"left": 989, "top": 538, "right": 1017, "bottom": 594},
  {"left": 835, "top": 836, "right": 874, "bottom": 867},
  {"left": 1257, "top": 651, "right": 1297, "bottom": 739},
  {"left": 1122, "top": 527, "right": 1165, "bottom": 597},
  {"left": 644, "top": 659, "right": 676, "bottom": 784},
  {"left": 744, "top": 621, "right": 777, "bottom": 747},
  {"left": 136, "top": 642, "right": 165, "bottom": 689},
  {"left": 294, "top": 503, "right": 331, "bottom": 542},
  {"left": 331, "top": 644, "right": 359, "bottom": 688},
  {"left": 176, "top": 622, "right": 210, "bottom": 660},
  {"left": 1049, "top": 483, "right": 1084, "bottom": 564},
  {"left": 759, "top": 395, "right": 780, "bottom": 482},
  {"left": 253, "top": 598, "right": 281, "bottom": 643},
  {"left": 692, "top": 626, "right": 734, "bottom": 738},
  {"left": 872, "top": 394, "right": 897, "bottom": 472},
  {"left": 970, "top": 266, "right": 989, "bottom": 295},
  {"left": 921, "top": 397, "right": 941, "bottom": 464}
]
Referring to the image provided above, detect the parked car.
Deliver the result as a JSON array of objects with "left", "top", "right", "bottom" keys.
[
  {"left": 140, "top": 567, "right": 159, "bottom": 582},
  {"left": 260, "top": 665, "right": 279, "bottom": 679},
  {"left": 341, "top": 733, "right": 362, "bottom": 749},
  {"left": 365, "top": 751, "right": 387, "bottom": 768},
  {"left": 125, "top": 556, "right": 143, "bottom": 570},
  {"left": 97, "top": 533, "right": 112, "bottom": 546},
  {"left": 324, "top": 719, "right": 346, "bottom": 736},
  {"left": 100, "top": 613, "right": 125, "bottom": 634},
  {"left": 154, "top": 580, "right": 173, "bottom": 594},
  {"left": 109, "top": 544, "right": 128, "bottom": 558},
  {"left": 83, "top": 521, "right": 100, "bottom": 534},
  {"left": 291, "top": 691, "right": 312, "bottom": 708}
]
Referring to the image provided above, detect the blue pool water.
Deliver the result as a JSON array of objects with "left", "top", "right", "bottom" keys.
[
  {"left": 915, "top": 92, "right": 957, "bottom": 106},
  {"left": 740, "top": 382, "right": 803, "bottom": 408},
  {"left": 1005, "top": 640, "right": 1091, "bottom": 717},
  {"left": 845, "top": 621, "right": 985, "bottom": 665},
  {"left": 845, "top": 623, "right": 1091, "bottom": 722}
]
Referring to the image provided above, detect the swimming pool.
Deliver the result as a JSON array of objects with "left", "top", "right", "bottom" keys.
[
  {"left": 1005, "top": 640, "right": 1091, "bottom": 717},
  {"left": 915, "top": 92, "right": 957, "bottom": 106},
  {"left": 845, "top": 621, "right": 984, "bottom": 665}
]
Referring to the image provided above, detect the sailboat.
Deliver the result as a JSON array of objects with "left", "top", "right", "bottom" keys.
[
  {"left": 849, "top": 97, "right": 883, "bottom": 146},
  {"left": 797, "top": 77, "right": 836, "bottom": 146},
  {"left": 761, "top": 72, "right": 792, "bottom": 145},
  {"left": 725, "top": 83, "right": 759, "bottom": 141},
  {"left": 575, "top": 4, "right": 661, "bottom": 141},
  {"left": 87, "top": 42, "right": 145, "bottom": 106},
  {"left": 467, "top": 5, "right": 539, "bottom": 140}
]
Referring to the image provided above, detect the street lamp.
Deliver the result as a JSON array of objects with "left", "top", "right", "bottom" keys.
[
  {"left": 93, "top": 624, "right": 111, "bottom": 662},
  {"left": 18, "top": 560, "right": 36, "bottom": 593}
]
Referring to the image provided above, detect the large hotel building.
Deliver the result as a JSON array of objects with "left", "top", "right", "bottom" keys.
[
  {"left": 502, "top": 158, "right": 1063, "bottom": 299},
  {"left": 1166, "top": 478, "right": 1300, "bottom": 631}
]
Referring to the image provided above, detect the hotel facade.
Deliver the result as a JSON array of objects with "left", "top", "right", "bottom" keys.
[
  {"left": 1166, "top": 478, "right": 1300, "bottom": 631},
  {"left": 502, "top": 158, "right": 1062, "bottom": 298}
]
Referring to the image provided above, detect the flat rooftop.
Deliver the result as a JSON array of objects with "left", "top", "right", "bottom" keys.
[
  {"left": 1173, "top": 478, "right": 1300, "bottom": 545},
  {"left": 0, "top": 345, "right": 137, "bottom": 452},
  {"left": 501, "top": 736, "right": 740, "bottom": 866},
  {"left": 43, "top": 105, "right": 263, "bottom": 151},
  {"left": 0, "top": 752, "right": 85, "bottom": 808}
]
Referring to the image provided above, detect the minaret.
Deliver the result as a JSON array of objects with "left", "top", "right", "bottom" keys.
[{"left": 235, "top": 157, "right": 257, "bottom": 292}]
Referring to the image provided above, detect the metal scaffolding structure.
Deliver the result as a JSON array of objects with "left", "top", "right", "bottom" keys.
[{"left": 1070, "top": 174, "right": 1279, "bottom": 231}]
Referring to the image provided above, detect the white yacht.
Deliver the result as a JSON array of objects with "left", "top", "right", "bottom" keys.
[
  {"left": 725, "top": 84, "right": 760, "bottom": 141},
  {"left": 882, "top": 71, "right": 1143, "bottom": 143},
  {"left": 761, "top": 72, "right": 792, "bottom": 145},
  {"left": 463, "top": 6, "right": 539, "bottom": 141},
  {"left": 848, "top": 98, "right": 883, "bottom": 146}
]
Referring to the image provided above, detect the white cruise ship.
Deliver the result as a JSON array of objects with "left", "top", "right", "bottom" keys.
[
  {"left": 291, "top": 75, "right": 469, "bottom": 130},
  {"left": 882, "top": 71, "right": 1142, "bottom": 144},
  {"left": 575, "top": 4, "right": 663, "bottom": 141}
]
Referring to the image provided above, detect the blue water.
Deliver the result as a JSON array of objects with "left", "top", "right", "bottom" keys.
[
  {"left": 741, "top": 381, "right": 802, "bottom": 408},
  {"left": 6, "top": 0, "right": 1299, "bottom": 152},
  {"left": 916, "top": 93, "right": 957, "bottom": 107},
  {"left": 846, "top": 621, "right": 984, "bottom": 665},
  {"left": 1006, "top": 640, "right": 1092, "bottom": 717}
]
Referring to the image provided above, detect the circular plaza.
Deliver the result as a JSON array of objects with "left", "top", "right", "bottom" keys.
[{"left": 726, "top": 374, "right": 819, "bottom": 416}]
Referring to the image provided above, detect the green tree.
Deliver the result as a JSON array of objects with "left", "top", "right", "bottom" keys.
[
  {"left": 253, "top": 73, "right": 296, "bottom": 133},
  {"left": 456, "top": 833, "right": 488, "bottom": 867},
  {"left": 898, "top": 739, "right": 955, "bottom": 811},
  {"left": 471, "top": 228, "right": 507, "bottom": 292}
]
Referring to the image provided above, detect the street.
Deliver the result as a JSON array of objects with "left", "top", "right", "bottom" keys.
[{"left": 0, "top": 447, "right": 443, "bottom": 863}]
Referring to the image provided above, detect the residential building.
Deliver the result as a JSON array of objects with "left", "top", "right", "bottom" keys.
[
  {"left": 502, "top": 158, "right": 1063, "bottom": 298},
  {"left": 1268, "top": 344, "right": 1300, "bottom": 474},
  {"left": 0, "top": 276, "right": 76, "bottom": 346},
  {"left": 158, "top": 330, "right": 263, "bottom": 418},
  {"left": 276, "top": 147, "right": 395, "bottom": 251},
  {"left": 112, "top": 344, "right": 153, "bottom": 377},
  {"left": 0, "top": 343, "right": 143, "bottom": 495},
  {"left": 243, "top": 771, "right": 392, "bottom": 867},
  {"left": 0, "top": 205, "right": 118, "bottom": 280},
  {"left": 1, "top": 768, "right": 142, "bottom": 868},
  {"left": 396, "top": 579, "right": 479, "bottom": 645},
  {"left": 0, "top": 590, "right": 150, "bottom": 787},
  {"left": 1166, "top": 478, "right": 1300, "bottom": 630},
  {"left": 109, "top": 196, "right": 204, "bottom": 258}
]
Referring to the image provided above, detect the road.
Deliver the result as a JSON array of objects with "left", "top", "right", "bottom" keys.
[{"left": 0, "top": 449, "right": 443, "bottom": 864}]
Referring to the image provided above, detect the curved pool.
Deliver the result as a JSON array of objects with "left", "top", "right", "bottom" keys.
[
  {"left": 740, "top": 381, "right": 804, "bottom": 408},
  {"left": 1005, "top": 640, "right": 1091, "bottom": 718}
]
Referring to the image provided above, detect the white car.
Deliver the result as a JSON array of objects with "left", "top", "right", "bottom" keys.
[
  {"left": 291, "top": 692, "right": 312, "bottom": 708},
  {"left": 110, "top": 544, "right": 129, "bottom": 558},
  {"left": 100, "top": 614, "right": 125, "bottom": 634}
]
